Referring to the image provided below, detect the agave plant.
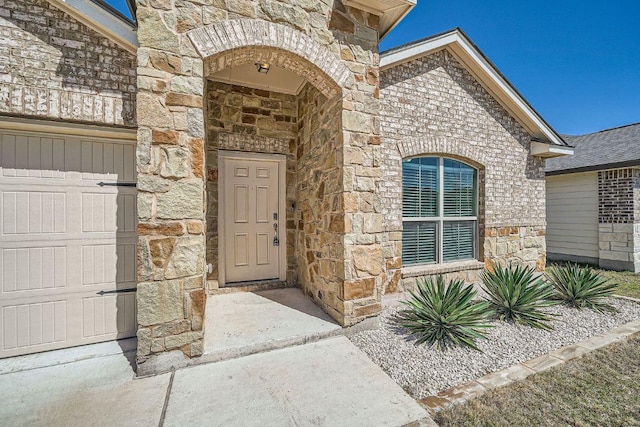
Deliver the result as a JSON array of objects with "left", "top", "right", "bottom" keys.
[
  {"left": 546, "top": 263, "right": 618, "bottom": 313},
  {"left": 481, "top": 262, "right": 558, "bottom": 330},
  {"left": 397, "top": 276, "right": 492, "bottom": 351}
]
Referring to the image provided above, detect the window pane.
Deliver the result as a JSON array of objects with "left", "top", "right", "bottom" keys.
[
  {"left": 402, "top": 157, "right": 438, "bottom": 217},
  {"left": 443, "top": 159, "right": 477, "bottom": 217},
  {"left": 443, "top": 221, "right": 475, "bottom": 262},
  {"left": 402, "top": 221, "right": 437, "bottom": 265}
]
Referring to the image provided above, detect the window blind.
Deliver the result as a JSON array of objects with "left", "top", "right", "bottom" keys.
[
  {"left": 402, "top": 157, "right": 438, "bottom": 217},
  {"left": 443, "top": 159, "right": 476, "bottom": 217},
  {"left": 443, "top": 221, "right": 475, "bottom": 262},
  {"left": 402, "top": 221, "right": 437, "bottom": 265}
]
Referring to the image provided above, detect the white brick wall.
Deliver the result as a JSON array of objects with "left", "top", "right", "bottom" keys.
[{"left": 0, "top": 0, "right": 136, "bottom": 126}]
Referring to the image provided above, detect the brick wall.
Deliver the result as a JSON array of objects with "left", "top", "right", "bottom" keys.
[
  {"left": 598, "top": 168, "right": 640, "bottom": 272},
  {"left": 598, "top": 168, "right": 636, "bottom": 223},
  {"left": 380, "top": 49, "right": 547, "bottom": 287},
  {"left": 0, "top": 0, "right": 136, "bottom": 126}
]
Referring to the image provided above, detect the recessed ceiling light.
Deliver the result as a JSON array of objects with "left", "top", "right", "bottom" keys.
[{"left": 255, "top": 62, "right": 271, "bottom": 74}]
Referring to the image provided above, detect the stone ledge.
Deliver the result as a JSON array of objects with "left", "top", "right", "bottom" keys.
[
  {"left": 402, "top": 260, "right": 485, "bottom": 279},
  {"left": 418, "top": 320, "right": 640, "bottom": 416}
]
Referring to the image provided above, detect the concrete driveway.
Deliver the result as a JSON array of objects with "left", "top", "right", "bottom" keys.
[{"left": 0, "top": 337, "right": 431, "bottom": 427}]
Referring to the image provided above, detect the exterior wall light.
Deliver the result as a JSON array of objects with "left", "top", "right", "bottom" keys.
[{"left": 255, "top": 62, "right": 271, "bottom": 74}]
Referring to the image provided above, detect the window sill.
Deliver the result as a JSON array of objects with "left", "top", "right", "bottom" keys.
[{"left": 402, "top": 260, "right": 485, "bottom": 279}]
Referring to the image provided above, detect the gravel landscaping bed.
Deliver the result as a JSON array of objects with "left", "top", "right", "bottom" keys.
[{"left": 349, "top": 297, "right": 640, "bottom": 399}]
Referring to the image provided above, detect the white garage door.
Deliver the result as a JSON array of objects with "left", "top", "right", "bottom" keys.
[{"left": 0, "top": 128, "right": 137, "bottom": 358}]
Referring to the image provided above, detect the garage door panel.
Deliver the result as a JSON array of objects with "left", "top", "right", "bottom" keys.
[
  {"left": 81, "top": 139, "right": 135, "bottom": 182},
  {"left": 1, "top": 246, "right": 67, "bottom": 293},
  {"left": 2, "top": 190, "right": 66, "bottom": 235},
  {"left": 1, "top": 134, "right": 134, "bottom": 183},
  {"left": 2, "top": 186, "right": 135, "bottom": 239},
  {"left": 82, "top": 292, "right": 136, "bottom": 339},
  {"left": 0, "top": 129, "right": 136, "bottom": 358},
  {"left": 3, "top": 299, "right": 67, "bottom": 352},
  {"left": 1, "top": 239, "right": 136, "bottom": 295},
  {"left": 81, "top": 242, "right": 136, "bottom": 287},
  {"left": 1, "top": 291, "right": 136, "bottom": 357}
]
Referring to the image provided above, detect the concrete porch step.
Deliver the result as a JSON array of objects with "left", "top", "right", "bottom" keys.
[
  {"left": 202, "top": 288, "right": 343, "bottom": 364},
  {"left": 207, "top": 279, "right": 293, "bottom": 295}
]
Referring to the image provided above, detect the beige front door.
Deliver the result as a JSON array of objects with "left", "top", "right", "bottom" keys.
[{"left": 222, "top": 154, "right": 284, "bottom": 284}]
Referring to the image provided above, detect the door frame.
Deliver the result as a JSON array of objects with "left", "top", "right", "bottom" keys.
[{"left": 218, "top": 150, "right": 287, "bottom": 287}]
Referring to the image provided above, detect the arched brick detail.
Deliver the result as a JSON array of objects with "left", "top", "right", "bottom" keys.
[
  {"left": 187, "top": 20, "right": 352, "bottom": 99},
  {"left": 397, "top": 136, "right": 488, "bottom": 168}
]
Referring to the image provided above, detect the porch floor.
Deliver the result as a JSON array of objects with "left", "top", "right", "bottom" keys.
[{"left": 203, "top": 288, "right": 342, "bottom": 361}]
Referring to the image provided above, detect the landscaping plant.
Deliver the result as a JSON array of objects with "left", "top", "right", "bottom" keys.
[
  {"left": 481, "top": 262, "right": 558, "bottom": 330},
  {"left": 398, "top": 276, "right": 492, "bottom": 351},
  {"left": 546, "top": 262, "right": 618, "bottom": 313}
]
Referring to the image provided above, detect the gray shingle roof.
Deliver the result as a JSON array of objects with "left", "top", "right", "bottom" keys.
[{"left": 546, "top": 122, "right": 640, "bottom": 174}]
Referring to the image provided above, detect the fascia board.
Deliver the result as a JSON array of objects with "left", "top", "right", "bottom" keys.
[{"left": 48, "top": 0, "right": 137, "bottom": 54}]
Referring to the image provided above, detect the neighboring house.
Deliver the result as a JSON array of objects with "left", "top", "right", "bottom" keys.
[
  {"left": 546, "top": 123, "right": 640, "bottom": 272},
  {"left": 0, "top": 0, "right": 571, "bottom": 375}
]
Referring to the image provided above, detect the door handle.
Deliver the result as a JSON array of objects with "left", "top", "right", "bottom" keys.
[{"left": 273, "top": 222, "right": 279, "bottom": 246}]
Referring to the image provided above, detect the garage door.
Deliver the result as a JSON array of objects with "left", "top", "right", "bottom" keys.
[{"left": 0, "top": 128, "right": 137, "bottom": 358}]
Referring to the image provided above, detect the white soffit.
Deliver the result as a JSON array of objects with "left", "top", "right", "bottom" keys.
[
  {"left": 48, "top": 0, "right": 137, "bottom": 54},
  {"left": 209, "top": 64, "right": 306, "bottom": 96},
  {"left": 380, "top": 29, "right": 570, "bottom": 150},
  {"left": 344, "top": 0, "right": 416, "bottom": 39}
]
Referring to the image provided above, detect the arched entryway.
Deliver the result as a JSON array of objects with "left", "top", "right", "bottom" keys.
[
  {"left": 185, "top": 21, "right": 354, "bottom": 325},
  {"left": 136, "top": 14, "right": 384, "bottom": 375}
]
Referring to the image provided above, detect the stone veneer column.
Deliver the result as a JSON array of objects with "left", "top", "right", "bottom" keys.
[
  {"left": 598, "top": 168, "right": 640, "bottom": 272},
  {"left": 135, "top": 0, "right": 387, "bottom": 370},
  {"left": 135, "top": 4, "right": 208, "bottom": 373},
  {"left": 184, "top": 11, "right": 384, "bottom": 326}
]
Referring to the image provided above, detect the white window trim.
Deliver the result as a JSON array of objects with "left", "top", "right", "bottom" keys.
[{"left": 402, "top": 156, "right": 479, "bottom": 266}]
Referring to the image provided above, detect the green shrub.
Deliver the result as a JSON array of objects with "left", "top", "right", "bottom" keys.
[
  {"left": 481, "top": 262, "right": 558, "bottom": 330},
  {"left": 398, "top": 276, "right": 492, "bottom": 351},
  {"left": 546, "top": 263, "right": 618, "bottom": 313}
]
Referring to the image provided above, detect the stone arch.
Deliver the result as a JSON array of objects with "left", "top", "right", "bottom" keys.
[
  {"left": 187, "top": 20, "right": 353, "bottom": 99},
  {"left": 397, "top": 136, "right": 488, "bottom": 169}
]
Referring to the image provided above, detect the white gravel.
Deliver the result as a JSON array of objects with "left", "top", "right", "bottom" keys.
[{"left": 349, "top": 297, "right": 640, "bottom": 399}]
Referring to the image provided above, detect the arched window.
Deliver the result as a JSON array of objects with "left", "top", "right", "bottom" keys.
[{"left": 402, "top": 157, "right": 478, "bottom": 266}]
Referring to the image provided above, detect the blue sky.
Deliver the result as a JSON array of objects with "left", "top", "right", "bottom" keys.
[{"left": 108, "top": 0, "right": 639, "bottom": 135}]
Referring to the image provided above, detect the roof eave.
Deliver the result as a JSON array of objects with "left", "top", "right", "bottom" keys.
[
  {"left": 47, "top": 0, "right": 138, "bottom": 54},
  {"left": 380, "top": 29, "right": 568, "bottom": 149},
  {"left": 343, "top": 0, "right": 416, "bottom": 40},
  {"left": 546, "top": 159, "right": 640, "bottom": 176},
  {"left": 531, "top": 141, "right": 574, "bottom": 158}
]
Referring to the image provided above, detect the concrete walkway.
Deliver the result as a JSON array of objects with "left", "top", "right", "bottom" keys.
[
  {"left": 0, "top": 337, "right": 429, "bottom": 427},
  {"left": 0, "top": 288, "right": 433, "bottom": 427}
]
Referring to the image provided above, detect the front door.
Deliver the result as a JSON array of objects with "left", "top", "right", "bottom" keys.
[{"left": 222, "top": 153, "right": 284, "bottom": 284}]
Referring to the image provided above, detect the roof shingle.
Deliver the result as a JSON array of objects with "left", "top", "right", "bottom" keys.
[{"left": 545, "top": 122, "right": 640, "bottom": 174}]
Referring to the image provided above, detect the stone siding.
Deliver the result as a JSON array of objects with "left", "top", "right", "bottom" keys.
[
  {"left": 0, "top": 0, "right": 136, "bottom": 126},
  {"left": 380, "top": 49, "right": 547, "bottom": 288},
  {"left": 205, "top": 81, "right": 298, "bottom": 284},
  {"left": 295, "top": 82, "right": 346, "bottom": 322},
  {"left": 597, "top": 168, "right": 640, "bottom": 272},
  {"left": 135, "top": 0, "right": 383, "bottom": 371}
]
